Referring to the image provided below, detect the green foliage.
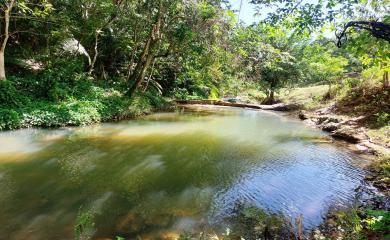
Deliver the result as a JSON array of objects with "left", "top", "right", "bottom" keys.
[
  {"left": 0, "top": 0, "right": 388, "bottom": 136},
  {"left": 172, "top": 88, "right": 190, "bottom": 100},
  {"left": 74, "top": 207, "right": 95, "bottom": 240},
  {"left": 0, "top": 81, "right": 161, "bottom": 129},
  {"left": 0, "top": 80, "right": 29, "bottom": 108},
  {"left": 298, "top": 42, "right": 349, "bottom": 87},
  {"left": 0, "top": 1, "right": 389, "bottom": 239},
  {"left": 324, "top": 207, "right": 390, "bottom": 240},
  {"left": 364, "top": 209, "right": 390, "bottom": 232},
  {"left": 344, "top": 78, "right": 362, "bottom": 89},
  {"left": 250, "top": 0, "right": 387, "bottom": 32},
  {"left": 374, "top": 112, "right": 390, "bottom": 127},
  {"left": 0, "top": 109, "right": 21, "bottom": 130},
  {"left": 37, "top": 59, "right": 91, "bottom": 101},
  {"left": 209, "top": 87, "right": 219, "bottom": 100}
]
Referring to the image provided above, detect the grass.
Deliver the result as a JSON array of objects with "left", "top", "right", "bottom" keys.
[
  {"left": 367, "top": 126, "right": 390, "bottom": 148},
  {"left": 277, "top": 85, "right": 329, "bottom": 110}
]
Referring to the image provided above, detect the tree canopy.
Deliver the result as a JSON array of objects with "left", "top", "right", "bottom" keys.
[{"left": 0, "top": 0, "right": 388, "bottom": 128}]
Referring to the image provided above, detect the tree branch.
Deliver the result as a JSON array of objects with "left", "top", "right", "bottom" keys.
[
  {"left": 336, "top": 21, "right": 390, "bottom": 47},
  {"left": 1, "top": 0, "right": 15, "bottom": 52}
]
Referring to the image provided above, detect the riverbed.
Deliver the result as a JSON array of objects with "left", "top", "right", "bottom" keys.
[{"left": 0, "top": 105, "right": 369, "bottom": 239}]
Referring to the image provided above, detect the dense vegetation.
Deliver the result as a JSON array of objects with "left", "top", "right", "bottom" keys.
[
  {"left": 0, "top": 0, "right": 389, "bottom": 239},
  {"left": 0, "top": 0, "right": 388, "bottom": 130}
]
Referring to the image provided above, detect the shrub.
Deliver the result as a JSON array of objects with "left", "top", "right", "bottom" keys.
[
  {"left": 364, "top": 209, "right": 390, "bottom": 233},
  {"left": 173, "top": 88, "right": 190, "bottom": 100},
  {"left": 0, "top": 109, "right": 22, "bottom": 130},
  {"left": 0, "top": 80, "right": 29, "bottom": 108},
  {"left": 375, "top": 112, "right": 390, "bottom": 127},
  {"left": 344, "top": 77, "right": 362, "bottom": 89},
  {"left": 143, "top": 90, "right": 171, "bottom": 109}
]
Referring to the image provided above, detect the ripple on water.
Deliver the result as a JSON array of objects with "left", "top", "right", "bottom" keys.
[{"left": 0, "top": 106, "right": 367, "bottom": 238}]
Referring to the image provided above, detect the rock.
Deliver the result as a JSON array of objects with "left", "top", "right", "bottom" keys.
[
  {"left": 316, "top": 103, "right": 337, "bottom": 115},
  {"left": 373, "top": 179, "right": 390, "bottom": 192},
  {"left": 323, "top": 117, "right": 341, "bottom": 124},
  {"left": 330, "top": 127, "right": 363, "bottom": 143},
  {"left": 345, "top": 116, "right": 366, "bottom": 125},
  {"left": 364, "top": 174, "right": 376, "bottom": 181},
  {"left": 322, "top": 122, "right": 339, "bottom": 132},
  {"left": 316, "top": 116, "right": 329, "bottom": 124},
  {"left": 356, "top": 144, "right": 369, "bottom": 152},
  {"left": 304, "top": 119, "right": 317, "bottom": 127},
  {"left": 298, "top": 111, "right": 308, "bottom": 120},
  {"left": 316, "top": 115, "right": 341, "bottom": 125}
]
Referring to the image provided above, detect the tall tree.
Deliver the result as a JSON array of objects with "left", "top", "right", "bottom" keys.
[
  {"left": 0, "top": 0, "right": 52, "bottom": 80},
  {"left": 0, "top": 0, "right": 15, "bottom": 80}
]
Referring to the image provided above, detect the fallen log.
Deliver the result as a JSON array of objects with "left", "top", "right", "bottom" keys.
[
  {"left": 175, "top": 100, "right": 299, "bottom": 111},
  {"left": 175, "top": 99, "right": 262, "bottom": 109}
]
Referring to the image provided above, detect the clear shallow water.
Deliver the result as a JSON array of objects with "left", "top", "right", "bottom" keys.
[{"left": 0, "top": 105, "right": 367, "bottom": 239}]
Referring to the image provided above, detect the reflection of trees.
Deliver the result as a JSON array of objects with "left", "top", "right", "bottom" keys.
[{"left": 0, "top": 130, "right": 263, "bottom": 238}]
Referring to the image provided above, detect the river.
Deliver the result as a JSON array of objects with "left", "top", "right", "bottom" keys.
[{"left": 0, "top": 105, "right": 368, "bottom": 239}]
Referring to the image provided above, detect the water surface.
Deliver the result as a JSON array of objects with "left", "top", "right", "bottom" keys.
[{"left": 0, "top": 105, "right": 367, "bottom": 239}]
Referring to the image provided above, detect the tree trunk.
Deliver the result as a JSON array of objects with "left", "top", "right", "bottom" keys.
[
  {"left": 323, "top": 81, "right": 332, "bottom": 100},
  {"left": 264, "top": 79, "right": 277, "bottom": 104},
  {"left": 269, "top": 90, "right": 274, "bottom": 103},
  {"left": 0, "top": 51, "right": 5, "bottom": 80},
  {"left": 126, "top": 46, "right": 138, "bottom": 81},
  {"left": 383, "top": 70, "right": 389, "bottom": 89},
  {"left": 0, "top": 0, "right": 15, "bottom": 81},
  {"left": 88, "top": 31, "right": 100, "bottom": 75},
  {"left": 142, "top": 58, "right": 156, "bottom": 92},
  {"left": 126, "top": 3, "right": 163, "bottom": 96},
  {"left": 126, "top": 52, "right": 154, "bottom": 96}
]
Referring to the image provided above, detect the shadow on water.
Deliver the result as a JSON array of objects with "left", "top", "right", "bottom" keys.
[{"left": 0, "top": 106, "right": 368, "bottom": 239}]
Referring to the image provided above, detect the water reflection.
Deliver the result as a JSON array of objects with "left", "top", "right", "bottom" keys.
[{"left": 0, "top": 106, "right": 367, "bottom": 239}]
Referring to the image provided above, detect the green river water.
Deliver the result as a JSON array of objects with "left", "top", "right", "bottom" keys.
[{"left": 0, "top": 105, "right": 367, "bottom": 239}]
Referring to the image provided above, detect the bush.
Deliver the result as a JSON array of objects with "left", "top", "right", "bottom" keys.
[
  {"left": 0, "top": 109, "right": 21, "bottom": 130},
  {"left": 344, "top": 77, "right": 362, "bottom": 89},
  {"left": 0, "top": 80, "right": 29, "bottom": 107},
  {"left": 143, "top": 89, "right": 172, "bottom": 110},
  {"left": 1, "top": 91, "right": 163, "bottom": 129},
  {"left": 173, "top": 88, "right": 190, "bottom": 100},
  {"left": 38, "top": 66, "right": 92, "bottom": 101},
  {"left": 9, "top": 58, "right": 94, "bottom": 102},
  {"left": 375, "top": 112, "right": 390, "bottom": 127},
  {"left": 364, "top": 209, "right": 390, "bottom": 233},
  {"left": 0, "top": 66, "right": 167, "bottom": 130}
]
